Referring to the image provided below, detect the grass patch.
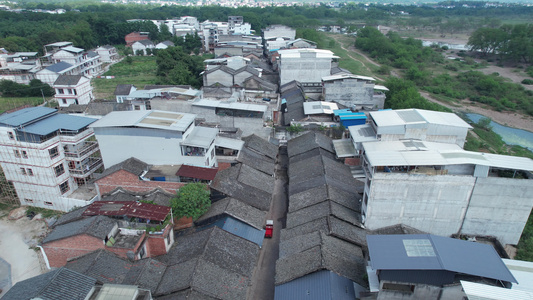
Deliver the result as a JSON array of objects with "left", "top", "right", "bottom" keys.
[
  {"left": 92, "top": 56, "right": 158, "bottom": 100},
  {"left": 0, "top": 97, "right": 48, "bottom": 114},
  {"left": 323, "top": 33, "right": 378, "bottom": 78},
  {"left": 26, "top": 206, "right": 63, "bottom": 219}
]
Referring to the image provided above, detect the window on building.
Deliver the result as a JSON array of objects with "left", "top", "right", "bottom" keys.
[
  {"left": 146, "top": 101, "right": 151, "bottom": 110},
  {"left": 59, "top": 180, "right": 69, "bottom": 194},
  {"left": 27, "top": 168, "right": 34, "bottom": 176},
  {"left": 57, "top": 88, "right": 64, "bottom": 94},
  {"left": 54, "top": 164, "right": 65, "bottom": 177},
  {"left": 25, "top": 198, "right": 33, "bottom": 203},
  {"left": 14, "top": 150, "right": 20, "bottom": 158},
  {"left": 134, "top": 105, "right": 140, "bottom": 110},
  {"left": 8, "top": 132, "right": 14, "bottom": 140},
  {"left": 73, "top": 89, "right": 77, "bottom": 95},
  {"left": 49, "top": 146, "right": 59, "bottom": 159},
  {"left": 22, "top": 150, "right": 28, "bottom": 159},
  {"left": 68, "top": 89, "right": 73, "bottom": 95},
  {"left": 20, "top": 168, "right": 26, "bottom": 175},
  {"left": 62, "top": 99, "right": 67, "bottom": 104},
  {"left": 44, "top": 201, "right": 53, "bottom": 206}
]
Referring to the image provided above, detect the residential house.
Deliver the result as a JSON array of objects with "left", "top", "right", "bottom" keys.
[
  {"left": 35, "top": 61, "right": 76, "bottom": 85},
  {"left": 0, "top": 107, "right": 102, "bottom": 211},
  {"left": 0, "top": 52, "right": 41, "bottom": 84},
  {"left": 176, "top": 164, "right": 218, "bottom": 183},
  {"left": 280, "top": 81, "right": 306, "bottom": 126},
  {"left": 277, "top": 48, "right": 339, "bottom": 87},
  {"left": 94, "top": 157, "right": 185, "bottom": 196},
  {"left": 322, "top": 73, "right": 388, "bottom": 110},
  {"left": 262, "top": 25, "right": 296, "bottom": 52},
  {"left": 360, "top": 139, "right": 533, "bottom": 245},
  {"left": 155, "top": 40, "right": 174, "bottom": 50},
  {"left": 302, "top": 101, "right": 339, "bottom": 123},
  {"left": 53, "top": 75, "right": 94, "bottom": 107},
  {"left": 2, "top": 267, "right": 153, "bottom": 300},
  {"left": 132, "top": 40, "right": 155, "bottom": 56},
  {"left": 125, "top": 32, "right": 150, "bottom": 47},
  {"left": 41, "top": 200, "right": 174, "bottom": 268},
  {"left": 347, "top": 108, "right": 473, "bottom": 157},
  {"left": 286, "top": 38, "right": 317, "bottom": 49},
  {"left": 114, "top": 84, "right": 201, "bottom": 110},
  {"left": 114, "top": 84, "right": 137, "bottom": 103},
  {"left": 274, "top": 132, "right": 368, "bottom": 300},
  {"left": 90, "top": 110, "right": 218, "bottom": 168},
  {"left": 95, "top": 45, "right": 119, "bottom": 63},
  {"left": 39, "top": 41, "right": 102, "bottom": 82},
  {"left": 65, "top": 226, "right": 260, "bottom": 299},
  {"left": 366, "top": 234, "right": 517, "bottom": 299}
]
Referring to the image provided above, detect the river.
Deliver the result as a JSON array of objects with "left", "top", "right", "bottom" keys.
[{"left": 466, "top": 113, "right": 533, "bottom": 151}]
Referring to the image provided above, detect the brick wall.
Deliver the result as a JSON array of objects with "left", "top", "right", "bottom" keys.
[
  {"left": 96, "top": 170, "right": 185, "bottom": 195},
  {"left": 125, "top": 33, "right": 150, "bottom": 46},
  {"left": 106, "top": 231, "right": 146, "bottom": 259},
  {"left": 146, "top": 225, "right": 173, "bottom": 257},
  {"left": 43, "top": 234, "right": 104, "bottom": 268}
]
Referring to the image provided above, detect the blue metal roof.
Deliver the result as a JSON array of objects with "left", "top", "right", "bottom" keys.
[
  {"left": 20, "top": 114, "right": 97, "bottom": 136},
  {"left": 367, "top": 234, "right": 517, "bottom": 283},
  {"left": 212, "top": 216, "right": 265, "bottom": 247},
  {"left": 0, "top": 107, "right": 56, "bottom": 127},
  {"left": 274, "top": 270, "right": 357, "bottom": 300},
  {"left": 340, "top": 114, "right": 367, "bottom": 120},
  {"left": 46, "top": 61, "right": 73, "bottom": 73}
]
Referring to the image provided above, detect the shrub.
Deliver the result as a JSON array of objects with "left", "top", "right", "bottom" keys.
[{"left": 522, "top": 79, "right": 533, "bottom": 85}]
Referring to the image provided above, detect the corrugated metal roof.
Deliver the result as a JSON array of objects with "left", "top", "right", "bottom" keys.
[
  {"left": 503, "top": 259, "right": 533, "bottom": 292},
  {"left": 21, "top": 114, "right": 97, "bottom": 135},
  {"left": 213, "top": 216, "right": 264, "bottom": 247},
  {"left": 0, "top": 107, "right": 56, "bottom": 127},
  {"left": 370, "top": 109, "right": 472, "bottom": 129},
  {"left": 332, "top": 139, "right": 356, "bottom": 158},
  {"left": 45, "top": 61, "right": 74, "bottom": 73},
  {"left": 83, "top": 201, "right": 170, "bottom": 222},
  {"left": 367, "top": 234, "right": 517, "bottom": 283},
  {"left": 322, "top": 73, "right": 376, "bottom": 82},
  {"left": 192, "top": 99, "right": 268, "bottom": 112},
  {"left": 303, "top": 101, "right": 338, "bottom": 115},
  {"left": 62, "top": 46, "right": 84, "bottom": 53},
  {"left": 176, "top": 165, "right": 218, "bottom": 180},
  {"left": 461, "top": 280, "right": 533, "bottom": 300},
  {"left": 363, "top": 140, "right": 533, "bottom": 171},
  {"left": 181, "top": 126, "right": 218, "bottom": 148},
  {"left": 215, "top": 136, "right": 244, "bottom": 150},
  {"left": 90, "top": 110, "right": 196, "bottom": 132},
  {"left": 274, "top": 270, "right": 357, "bottom": 300}
]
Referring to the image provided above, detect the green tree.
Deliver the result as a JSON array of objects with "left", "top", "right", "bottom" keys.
[
  {"left": 158, "top": 23, "right": 173, "bottom": 42},
  {"left": 170, "top": 182, "right": 211, "bottom": 220}
]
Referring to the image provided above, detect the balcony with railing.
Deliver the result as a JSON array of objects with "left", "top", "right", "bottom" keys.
[
  {"left": 69, "top": 157, "right": 103, "bottom": 178},
  {"left": 64, "top": 141, "right": 99, "bottom": 161}
]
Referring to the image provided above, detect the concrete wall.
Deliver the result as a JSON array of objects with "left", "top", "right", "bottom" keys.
[
  {"left": 280, "top": 56, "right": 331, "bottom": 85},
  {"left": 323, "top": 79, "right": 383, "bottom": 109},
  {"left": 263, "top": 25, "right": 296, "bottom": 40},
  {"left": 461, "top": 177, "right": 533, "bottom": 245},
  {"left": 365, "top": 173, "right": 475, "bottom": 237},
  {"left": 205, "top": 68, "right": 233, "bottom": 86}
]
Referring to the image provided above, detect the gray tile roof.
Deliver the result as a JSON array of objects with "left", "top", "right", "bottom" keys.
[
  {"left": 370, "top": 224, "right": 426, "bottom": 235},
  {"left": 114, "top": 84, "right": 134, "bottom": 96},
  {"left": 280, "top": 216, "right": 367, "bottom": 248},
  {"left": 275, "top": 231, "right": 366, "bottom": 287},
  {"left": 42, "top": 215, "right": 116, "bottom": 244},
  {"left": 86, "top": 101, "right": 130, "bottom": 115},
  {"left": 237, "top": 147, "right": 275, "bottom": 176},
  {"left": 53, "top": 75, "right": 84, "bottom": 86},
  {"left": 287, "top": 132, "right": 334, "bottom": 158},
  {"left": 241, "top": 134, "right": 278, "bottom": 160},
  {"left": 1, "top": 267, "right": 96, "bottom": 300},
  {"left": 52, "top": 205, "right": 88, "bottom": 227},
  {"left": 100, "top": 187, "right": 174, "bottom": 207},
  {"left": 286, "top": 201, "right": 361, "bottom": 229},
  {"left": 195, "top": 197, "right": 267, "bottom": 230},
  {"left": 210, "top": 163, "right": 273, "bottom": 211},
  {"left": 241, "top": 75, "right": 277, "bottom": 91},
  {"left": 97, "top": 157, "right": 149, "bottom": 179}
]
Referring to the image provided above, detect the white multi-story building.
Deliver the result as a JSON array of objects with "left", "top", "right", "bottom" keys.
[
  {"left": 95, "top": 45, "right": 119, "bottom": 63},
  {"left": 277, "top": 48, "right": 338, "bottom": 86},
  {"left": 0, "top": 52, "right": 41, "bottom": 84},
  {"left": 360, "top": 139, "right": 533, "bottom": 245},
  {"left": 53, "top": 75, "right": 94, "bottom": 107},
  {"left": 90, "top": 110, "right": 218, "bottom": 168},
  {"left": 0, "top": 107, "right": 103, "bottom": 211}
]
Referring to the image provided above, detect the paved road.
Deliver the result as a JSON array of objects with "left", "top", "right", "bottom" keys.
[{"left": 247, "top": 146, "right": 289, "bottom": 300}]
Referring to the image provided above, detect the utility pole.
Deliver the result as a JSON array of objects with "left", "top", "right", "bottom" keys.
[{"left": 40, "top": 88, "right": 46, "bottom": 105}]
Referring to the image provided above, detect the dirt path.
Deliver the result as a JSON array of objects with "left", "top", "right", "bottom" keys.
[{"left": 331, "top": 34, "right": 533, "bottom": 132}]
